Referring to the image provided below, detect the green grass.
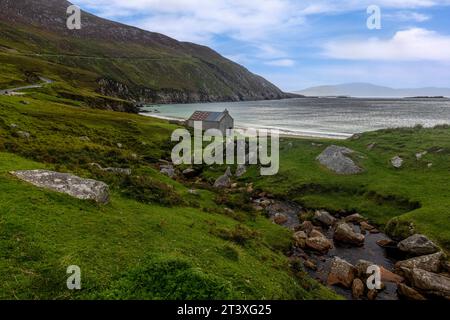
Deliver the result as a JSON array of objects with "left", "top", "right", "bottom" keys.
[
  {"left": 0, "top": 94, "right": 339, "bottom": 300},
  {"left": 245, "top": 127, "right": 450, "bottom": 250}
]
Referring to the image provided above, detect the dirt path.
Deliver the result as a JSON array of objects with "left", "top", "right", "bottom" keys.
[{"left": 0, "top": 77, "right": 53, "bottom": 95}]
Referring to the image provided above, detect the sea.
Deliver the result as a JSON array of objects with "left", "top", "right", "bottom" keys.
[{"left": 141, "top": 97, "right": 450, "bottom": 139}]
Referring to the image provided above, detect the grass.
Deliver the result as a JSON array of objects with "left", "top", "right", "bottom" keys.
[
  {"left": 244, "top": 126, "right": 450, "bottom": 250},
  {"left": 0, "top": 93, "right": 339, "bottom": 300}
]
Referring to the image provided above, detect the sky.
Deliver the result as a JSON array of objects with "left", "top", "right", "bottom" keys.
[{"left": 72, "top": 0, "right": 450, "bottom": 91}]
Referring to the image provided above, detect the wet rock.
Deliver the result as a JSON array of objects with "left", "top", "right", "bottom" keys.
[
  {"left": 405, "top": 268, "right": 450, "bottom": 299},
  {"left": 352, "top": 278, "right": 365, "bottom": 299},
  {"left": 304, "top": 259, "right": 318, "bottom": 271},
  {"left": 293, "top": 231, "right": 307, "bottom": 248},
  {"left": 316, "top": 145, "right": 363, "bottom": 175},
  {"left": 380, "top": 266, "right": 404, "bottom": 284},
  {"left": 313, "top": 210, "right": 336, "bottom": 227},
  {"left": 377, "top": 239, "right": 396, "bottom": 248},
  {"left": 306, "top": 231, "right": 333, "bottom": 253},
  {"left": 398, "top": 234, "right": 439, "bottom": 256},
  {"left": 10, "top": 170, "right": 109, "bottom": 204},
  {"left": 367, "top": 289, "right": 378, "bottom": 300},
  {"left": 397, "top": 283, "right": 426, "bottom": 300},
  {"left": 160, "top": 165, "right": 175, "bottom": 178},
  {"left": 395, "top": 252, "right": 444, "bottom": 273},
  {"left": 334, "top": 222, "right": 365, "bottom": 246},
  {"left": 391, "top": 156, "right": 404, "bottom": 168},
  {"left": 273, "top": 213, "right": 288, "bottom": 225},
  {"left": 327, "top": 257, "right": 357, "bottom": 288},
  {"left": 299, "top": 221, "right": 314, "bottom": 235},
  {"left": 360, "top": 221, "right": 375, "bottom": 232},
  {"left": 356, "top": 260, "right": 374, "bottom": 279},
  {"left": 345, "top": 213, "right": 366, "bottom": 224},
  {"left": 235, "top": 164, "right": 247, "bottom": 177}
]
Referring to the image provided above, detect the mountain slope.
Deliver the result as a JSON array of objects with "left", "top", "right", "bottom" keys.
[
  {"left": 0, "top": 0, "right": 293, "bottom": 104},
  {"left": 296, "top": 83, "right": 450, "bottom": 98}
]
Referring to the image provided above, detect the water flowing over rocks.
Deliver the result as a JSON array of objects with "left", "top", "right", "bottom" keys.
[
  {"left": 10, "top": 170, "right": 109, "bottom": 204},
  {"left": 316, "top": 145, "right": 363, "bottom": 175}
]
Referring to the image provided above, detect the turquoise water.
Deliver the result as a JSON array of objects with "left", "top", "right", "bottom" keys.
[{"left": 141, "top": 98, "right": 450, "bottom": 139}]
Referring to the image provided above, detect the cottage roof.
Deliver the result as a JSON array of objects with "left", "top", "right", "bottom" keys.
[{"left": 188, "top": 110, "right": 229, "bottom": 122}]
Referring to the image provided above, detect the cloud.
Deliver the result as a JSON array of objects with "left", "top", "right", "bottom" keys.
[
  {"left": 385, "top": 11, "right": 431, "bottom": 22},
  {"left": 323, "top": 28, "right": 450, "bottom": 61},
  {"left": 264, "top": 59, "right": 296, "bottom": 67}
]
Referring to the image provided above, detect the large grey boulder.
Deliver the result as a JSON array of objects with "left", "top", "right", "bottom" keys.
[
  {"left": 396, "top": 252, "right": 444, "bottom": 273},
  {"left": 10, "top": 170, "right": 109, "bottom": 204},
  {"left": 316, "top": 145, "right": 363, "bottom": 175},
  {"left": 398, "top": 234, "right": 439, "bottom": 256},
  {"left": 405, "top": 268, "right": 450, "bottom": 299},
  {"left": 334, "top": 222, "right": 365, "bottom": 246}
]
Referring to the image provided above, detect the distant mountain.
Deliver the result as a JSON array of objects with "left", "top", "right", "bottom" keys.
[
  {"left": 296, "top": 83, "right": 450, "bottom": 98},
  {"left": 0, "top": 0, "right": 295, "bottom": 104}
]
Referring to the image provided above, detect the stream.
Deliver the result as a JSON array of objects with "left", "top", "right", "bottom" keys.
[{"left": 255, "top": 198, "right": 401, "bottom": 300}]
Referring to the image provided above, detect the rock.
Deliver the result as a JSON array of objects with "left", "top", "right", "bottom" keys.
[
  {"left": 188, "top": 189, "right": 198, "bottom": 195},
  {"left": 406, "top": 268, "right": 450, "bottom": 299},
  {"left": 356, "top": 260, "right": 374, "bottom": 279},
  {"left": 327, "top": 257, "right": 357, "bottom": 288},
  {"left": 10, "top": 123, "right": 18, "bottom": 129},
  {"left": 253, "top": 205, "right": 264, "bottom": 212},
  {"left": 182, "top": 168, "right": 197, "bottom": 178},
  {"left": 397, "top": 283, "right": 426, "bottom": 300},
  {"left": 231, "top": 183, "right": 238, "bottom": 188},
  {"left": 377, "top": 239, "right": 396, "bottom": 248},
  {"left": 299, "top": 221, "right": 314, "bottom": 235},
  {"left": 313, "top": 210, "right": 336, "bottom": 227},
  {"left": 224, "top": 167, "right": 232, "bottom": 177},
  {"left": 380, "top": 266, "right": 404, "bottom": 284},
  {"left": 293, "top": 231, "right": 307, "bottom": 248},
  {"left": 16, "top": 131, "right": 30, "bottom": 139},
  {"left": 415, "top": 151, "right": 428, "bottom": 160},
  {"left": 360, "top": 221, "right": 375, "bottom": 232},
  {"left": 79, "top": 136, "right": 90, "bottom": 142},
  {"left": 10, "top": 170, "right": 109, "bottom": 204},
  {"left": 334, "top": 222, "right": 365, "bottom": 246},
  {"left": 304, "top": 259, "right": 318, "bottom": 271},
  {"left": 224, "top": 208, "right": 234, "bottom": 215},
  {"left": 116, "top": 143, "right": 123, "bottom": 148},
  {"left": 316, "top": 145, "right": 363, "bottom": 175},
  {"left": 235, "top": 164, "right": 247, "bottom": 177},
  {"left": 391, "top": 156, "right": 404, "bottom": 168},
  {"left": 427, "top": 163, "right": 433, "bottom": 168},
  {"left": 367, "top": 143, "right": 376, "bottom": 151},
  {"left": 396, "top": 252, "right": 444, "bottom": 273},
  {"left": 350, "top": 133, "right": 361, "bottom": 140},
  {"left": 160, "top": 165, "right": 175, "bottom": 178},
  {"left": 89, "top": 163, "right": 131, "bottom": 175},
  {"left": 306, "top": 233, "right": 333, "bottom": 253},
  {"left": 273, "top": 213, "right": 288, "bottom": 225},
  {"left": 131, "top": 153, "right": 138, "bottom": 160},
  {"left": 367, "top": 289, "right": 378, "bottom": 300},
  {"left": 214, "top": 174, "right": 231, "bottom": 188},
  {"left": 398, "top": 234, "right": 439, "bottom": 256},
  {"left": 345, "top": 213, "right": 366, "bottom": 223},
  {"left": 352, "top": 279, "right": 365, "bottom": 299},
  {"left": 443, "top": 260, "right": 450, "bottom": 273}
]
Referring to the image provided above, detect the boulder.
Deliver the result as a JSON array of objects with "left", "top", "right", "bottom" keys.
[
  {"left": 397, "top": 234, "right": 439, "bottom": 256},
  {"left": 214, "top": 174, "right": 231, "bottom": 188},
  {"left": 235, "top": 164, "right": 247, "bottom": 177},
  {"left": 397, "top": 283, "right": 426, "bottom": 300},
  {"left": 293, "top": 231, "right": 308, "bottom": 248},
  {"left": 352, "top": 278, "right": 365, "bottom": 299},
  {"left": 355, "top": 260, "right": 374, "bottom": 279},
  {"left": 391, "top": 156, "right": 404, "bottom": 168},
  {"left": 273, "top": 213, "right": 288, "bottom": 225},
  {"left": 360, "top": 221, "right": 375, "bottom": 232},
  {"left": 344, "top": 213, "right": 366, "bottom": 224},
  {"left": 316, "top": 145, "right": 363, "bottom": 175},
  {"left": 10, "top": 170, "right": 109, "bottom": 204},
  {"left": 380, "top": 266, "right": 404, "bottom": 284},
  {"left": 313, "top": 210, "right": 336, "bottom": 227},
  {"left": 406, "top": 268, "right": 450, "bottom": 299},
  {"left": 306, "top": 231, "right": 333, "bottom": 253},
  {"left": 334, "top": 222, "right": 365, "bottom": 246},
  {"left": 224, "top": 167, "right": 232, "bottom": 177},
  {"left": 299, "top": 221, "right": 314, "bottom": 235},
  {"left": 376, "top": 239, "right": 396, "bottom": 248},
  {"left": 160, "top": 165, "right": 175, "bottom": 178},
  {"left": 327, "top": 257, "right": 357, "bottom": 288},
  {"left": 182, "top": 168, "right": 197, "bottom": 178},
  {"left": 395, "top": 252, "right": 444, "bottom": 273}
]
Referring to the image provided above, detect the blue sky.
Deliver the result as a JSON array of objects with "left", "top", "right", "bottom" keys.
[{"left": 72, "top": 0, "right": 450, "bottom": 91}]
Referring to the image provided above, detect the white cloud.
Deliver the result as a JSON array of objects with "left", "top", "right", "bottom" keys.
[
  {"left": 385, "top": 11, "right": 431, "bottom": 22},
  {"left": 264, "top": 59, "right": 296, "bottom": 67},
  {"left": 323, "top": 28, "right": 450, "bottom": 61}
]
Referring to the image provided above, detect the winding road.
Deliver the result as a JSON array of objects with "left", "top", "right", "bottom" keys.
[{"left": 0, "top": 77, "right": 53, "bottom": 95}]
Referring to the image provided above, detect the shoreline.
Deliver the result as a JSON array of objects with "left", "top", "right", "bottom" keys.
[{"left": 140, "top": 112, "right": 352, "bottom": 140}]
